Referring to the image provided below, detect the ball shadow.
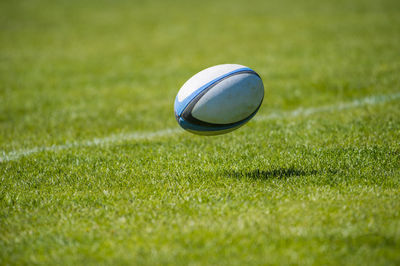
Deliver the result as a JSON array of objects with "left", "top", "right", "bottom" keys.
[{"left": 225, "top": 167, "right": 322, "bottom": 180}]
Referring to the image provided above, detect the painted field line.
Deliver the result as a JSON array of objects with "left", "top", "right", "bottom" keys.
[
  {"left": 1, "top": 93, "right": 399, "bottom": 163},
  {"left": 255, "top": 92, "right": 400, "bottom": 121},
  {"left": 0, "top": 128, "right": 180, "bottom": 163}
]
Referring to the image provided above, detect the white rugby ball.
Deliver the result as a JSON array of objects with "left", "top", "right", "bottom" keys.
[{"left": 174, "top": 64, "right": 264, "bottom": 135}]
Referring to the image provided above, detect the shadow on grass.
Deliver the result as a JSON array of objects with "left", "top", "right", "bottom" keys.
[{"left": 226, "top": 167, "right": 322, "bottom": 180}]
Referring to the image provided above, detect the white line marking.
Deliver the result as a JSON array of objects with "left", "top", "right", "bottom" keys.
[
  {"left": 0, "top": 128, "right": 181, "bottom": 163},
  {"left": 256, "top": 92, "right": 400, "bottom": 121},
  {"left": 1, "top": 93, "right": 399, "bottom": 162}
]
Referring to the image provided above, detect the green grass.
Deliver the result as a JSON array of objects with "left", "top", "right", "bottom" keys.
[{"left": 1, "top": 0, "right": 400, "bottom": 265}]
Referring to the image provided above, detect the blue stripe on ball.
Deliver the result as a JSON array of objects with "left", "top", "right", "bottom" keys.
[{"left": 174, "top": 67, "right": 256, "bottom": 117}]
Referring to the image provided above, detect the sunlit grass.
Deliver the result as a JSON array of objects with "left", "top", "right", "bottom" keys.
[{"left": 1, "top": 0, "right": 400, "bottom": 265}]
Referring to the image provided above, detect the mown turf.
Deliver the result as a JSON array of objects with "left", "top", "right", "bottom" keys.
[{"left": 1, "top": 0, "right": 400, "bottom": 265}]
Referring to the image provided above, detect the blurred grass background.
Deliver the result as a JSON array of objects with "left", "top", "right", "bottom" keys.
[
  {"left": 1, "top": 0, "right": 399, "bottom": 151},
  {"left": 1, "top": 0, "right": 400, "bottom": 265}
]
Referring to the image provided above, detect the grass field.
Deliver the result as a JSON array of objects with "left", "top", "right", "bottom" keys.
[{"left": 1, "top": 0, "right": 400, "bottom": 265}]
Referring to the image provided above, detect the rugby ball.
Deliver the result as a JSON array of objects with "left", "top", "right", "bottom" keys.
[{"left": 174, "top": 64, "right": 264, "bottom": 135}]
